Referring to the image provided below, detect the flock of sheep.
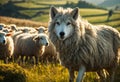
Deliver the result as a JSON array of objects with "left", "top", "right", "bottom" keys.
[{"left": 0, "top": 23, "right": 58, "bottom": 65}]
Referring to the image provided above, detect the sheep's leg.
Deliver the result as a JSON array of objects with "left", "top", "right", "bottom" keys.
[
  {"left": 21, "top": 56, "right": 24, "bottom": 65},
  {"left": 14, "top": 55, "right": 19, "bottom": 63},
  {"left": 8, "top": 56, "right": 14, "bottom": 62},
  {"left": 68, "top": 68, "right": 75, "bottom": 82},
  {"left": 30, "top": 56, "right": 34, "bottom": 64},
  {"left": 4, "top": 57, "right": 8, "bottom": 64},
  {"left": 35, "top": 56, "right": 39, "bottom": 65},
  {"left": 25, "top": 56, "right": 28, "bottom": 63},
  {"left": 97, "top": 69, "right": 107, "bottom": 82},
  {"left": 76, "top": 65, "right": 86, "bottom": 82}
]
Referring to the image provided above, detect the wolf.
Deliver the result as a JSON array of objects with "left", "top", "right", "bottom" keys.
[{"left": 48, "top": 7, "right": 120, "bottom": 82}]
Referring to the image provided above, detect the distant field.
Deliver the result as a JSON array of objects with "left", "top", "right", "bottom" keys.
[
  {"left": 0, "top": 0, "right": 119, "bottom": 28},
  {"left": 13, "top": 1, "right": 120, "bottom": 28}
]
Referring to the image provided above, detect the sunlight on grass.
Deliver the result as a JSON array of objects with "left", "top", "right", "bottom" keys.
[
  {"left": 32, "top": 14, "right": 49, "bottom": 22},
  {"left": 80, "top": 8, "right": 107, "bottom": 16},
  {"left": 15, "top": 2, "right": 48, "bottom": 8}
]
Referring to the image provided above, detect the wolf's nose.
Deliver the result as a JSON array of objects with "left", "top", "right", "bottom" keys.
[{"left": 59, "top": 32, "right": 65, "bottom": 37}]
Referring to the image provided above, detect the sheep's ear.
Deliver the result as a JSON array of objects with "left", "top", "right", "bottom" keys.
[
  {"left": 6, "top": 33, "right": 12, "bottom": 36},
  {"left": 36, "top": 28, "right": 39, "bottom": 31},
  {"left": 50, "top": 6, "right": 58, "bottom": 19},
  {"left": 70, "top": 7, "right": 79, "bottom": 20},
  {"left": 33, "top": 36, "right": 39, "bottom": 41},
  {"left": 43, "top": 28, "right": 47, "bottom": 32}
]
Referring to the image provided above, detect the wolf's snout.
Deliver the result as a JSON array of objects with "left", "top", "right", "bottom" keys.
[{"left": 59, "top": 32, "right": 65, "bottom": 38}]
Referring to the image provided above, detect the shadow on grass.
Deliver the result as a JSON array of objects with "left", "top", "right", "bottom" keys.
[
  {"left": 0, "top": 1, "right": 30, "bottom": 19},
  {"left": 82, "top": 13, "right": 108, "bottom": 17},
  {"left": 91, "top": 18, "right": 120, "bottom": 24},
  {"left": 0, "top": 1, "right": 50, "bottom": 19}
]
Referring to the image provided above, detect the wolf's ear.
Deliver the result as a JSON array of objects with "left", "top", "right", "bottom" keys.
[
  {"left": 71, "top": 7, "right": 79, "bottom": 20},
  {"left": 50, "top": 6, "right": 58, "bottom": 19}
]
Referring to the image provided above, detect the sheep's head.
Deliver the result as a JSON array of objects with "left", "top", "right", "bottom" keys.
[
  {"left": 36, "top": 26, "right": 47, "bottom": 33},
  {"left": 10, "top": 24, "right": 17, "bottom": 32},
  {"left": 0, "top": 23, "right": 5, "bottom": 30},
  {"left": 0, "top": 31, "right": 12, "bottom": 45},
  {"left": 33, "top": 34, "right": 49, "bottom": 46}
]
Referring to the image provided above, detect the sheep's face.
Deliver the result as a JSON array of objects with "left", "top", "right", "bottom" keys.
[
  {"left": 33, "top": 34, "right": 49, "bottom": 46},
  {"left": 0, "top": 25, "right": 4, "bottom": 30},
  {"left": 0, "top": 32, "right": 12, "bottom": 45},
  {"left": 0, "top": 33, "right": 6, "bottom": 44}
]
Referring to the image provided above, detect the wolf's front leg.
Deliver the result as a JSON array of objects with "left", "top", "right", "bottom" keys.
[{"left": 76, "top": 65, "right": 86, "bottom": 82}]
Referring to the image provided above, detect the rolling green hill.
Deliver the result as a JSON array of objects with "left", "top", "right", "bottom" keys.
[
  {"left": 99, "top": 0, "right": 120, "bottom": 8},
  {"left": 0, "top": 0, "right": 104, "bottom": 20}
]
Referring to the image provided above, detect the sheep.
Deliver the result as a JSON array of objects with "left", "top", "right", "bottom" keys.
[
  {"left": 17, "top": 27, "right": 36, "bottom": 33},
  {"left": 0, "top": 31, "right": 14, "bottom": 63},
  {"left": 0, "top": 23, "right": 5, "bottom": 30},
  {"left": 36, "top": 26, "right": 47, "bottom": 33},
  {"left": 35, "top": 26, "right": 58, "bottom": 63},
  {"left": 13, "top": 33, "right": 49, "bottom": 65},
  {"left": 9, "top": 24, "right": 17, "bottom": 32},
  {"left": 40, "top": 39, "right": 58, "bottom": 63},
  {"left": 2, "top": 28, "right": 10, "bottom": 33},
  {"left": 48, "top": 7, "right": 120, "bottom": 82}
]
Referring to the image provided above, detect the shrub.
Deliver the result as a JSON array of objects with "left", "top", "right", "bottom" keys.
[{"left": 0, "top": 64, "right": 27, "bottom": 82}]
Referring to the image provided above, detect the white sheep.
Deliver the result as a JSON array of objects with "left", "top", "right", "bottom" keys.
[
  {"left": 35, "top": 26, "right": 58, "bottom": 63},
  {"left": 0, "top": 31, "right": 14, "bottom": 63},
  {"left": 17, "top": 27, "right": 36, "bottom": 33},
  {"left": 13, "top": 33, "right": 49, "bottom": 65},
  {"left": 36, "top": 26, "right": 47, "bottom": 33}
]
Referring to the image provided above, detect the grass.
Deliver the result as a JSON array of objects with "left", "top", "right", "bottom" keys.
[
  {"left": 0, "top": 64, "right": 27, "bottom": 82},
  {"left": 0, "top": 16, "right": 48, "bottom": 27},
  {"left": 0, "top": 63, "right": 120, "bottom": 82}
]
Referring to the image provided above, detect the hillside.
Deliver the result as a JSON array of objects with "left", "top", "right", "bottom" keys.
[
  {"left": 0, "top": 0, "right": 104, "bottom": 22},
  {"left": 0, "top": 9, "right": 120, "bottom": 32},
  {"left": 84, "top": 0, "right": 105, "bottom": 5},
  {"left": 99, "top": 0, "right": 120, "bottom": 8}
]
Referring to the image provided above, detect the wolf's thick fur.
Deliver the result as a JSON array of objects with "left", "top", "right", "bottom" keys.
[{"left": 48, "top": 7, "right": 120, "bottom": 82}]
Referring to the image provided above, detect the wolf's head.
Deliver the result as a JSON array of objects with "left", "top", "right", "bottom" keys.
[{"left": 49, "top": 7, "right": 79, "bottom": 41}]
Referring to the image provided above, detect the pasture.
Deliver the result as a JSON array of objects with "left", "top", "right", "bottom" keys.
[{"left": 0, "top": 0, "right": 120, "bottom": 82}]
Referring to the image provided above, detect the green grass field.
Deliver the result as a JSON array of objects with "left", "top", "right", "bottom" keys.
[{"left": 0, "top": 0, "right": 120, "bottom": 82}]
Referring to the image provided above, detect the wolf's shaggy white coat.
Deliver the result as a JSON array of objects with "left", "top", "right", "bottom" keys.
[{"left": 48, "top": 7, "right": 120, "bottom": 82}]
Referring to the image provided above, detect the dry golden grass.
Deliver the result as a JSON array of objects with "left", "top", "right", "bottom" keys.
[{"left": 0, "top": 16, "right": 48, "bottom": 27}]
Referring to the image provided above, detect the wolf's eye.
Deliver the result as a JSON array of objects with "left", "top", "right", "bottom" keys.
[
  {"left": 67, "top": 22, "right": 71, "bottom": 25},
  {"left": 56, "top": 22, "right": 60, "bottom": 25}
]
